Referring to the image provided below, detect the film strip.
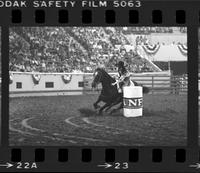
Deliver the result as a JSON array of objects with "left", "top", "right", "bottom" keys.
[{"left": 0, "top": 0, "right": 199, "bottom": 172}]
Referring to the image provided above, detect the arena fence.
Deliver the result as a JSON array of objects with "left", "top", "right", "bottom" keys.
[
  {"left": 84, "top": 71, "right": 187, "bottom": 95},
  {"left": 9, "top": 71, "right": 187, "bottom": 97}
]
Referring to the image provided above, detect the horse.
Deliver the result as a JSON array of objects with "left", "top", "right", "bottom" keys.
[{"left": 91, "top": 68, "right": 149, "bottom": 114}]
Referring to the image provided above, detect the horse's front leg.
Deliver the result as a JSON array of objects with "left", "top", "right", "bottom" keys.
[{"left": 93, "top": 96, "right": 101, "bottom": 109}]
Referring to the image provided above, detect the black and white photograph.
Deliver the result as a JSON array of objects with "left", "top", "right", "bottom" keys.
[
  {"left": 9, "top": 27, "right": 187, "bottom": 146},
  {"left": 0, "top": 28, "right": 1, "bottom": 145}
]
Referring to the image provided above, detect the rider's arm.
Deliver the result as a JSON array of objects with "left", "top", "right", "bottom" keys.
[
  {"left": 118, "top": 71, "right": 130, "bottom": 82},
  {"left": 112, "top": 78, "right": 119, "bottom": 85},
  {"left": 112, "top": 71, "right": 130, "bottom": 85},
  {"left": 118, "top": 75, "right": 125, "bottom": 82}
]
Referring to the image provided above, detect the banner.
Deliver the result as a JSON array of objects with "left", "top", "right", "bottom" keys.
[
  {"left": 61, "top": 74, "right": 72, "bottom": 84},
  {"left": 142, "top": 43, "right": 161, "bottom": 55},
  {"left": 32, "top": 74, "right": 41, "bottom": 85},
  {"left": 177, "top": 43, "right": 187, "bottom": 56}
]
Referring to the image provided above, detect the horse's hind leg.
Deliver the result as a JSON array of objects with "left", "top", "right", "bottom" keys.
[
  {"left": 105, "top": 96, "right": 121, "bottom": 112},
  {"left": 104, "top": 103, "right": 114, "bottom": 112},
  {"left": 110, "top": 102, "right": 123, "bottom": 114},
  {"left": 98, "top": 103, "right": 111, "bottom": 115}
]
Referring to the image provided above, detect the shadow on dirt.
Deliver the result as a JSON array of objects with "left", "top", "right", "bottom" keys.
[
  {"left": 78, "top": 108, "right": 97, "bottom": 117},
  {"left": 143, "top": 109, "right": 164, "bottom": 117},
  {"left": 109, "top": 109, "right": 159, "bottom": 117},
  {"left": 78, "top": 108, "right": 160, "bottom": 118},
  {"left": 78, "top": 107, "right": 123, "bottom": 117}
]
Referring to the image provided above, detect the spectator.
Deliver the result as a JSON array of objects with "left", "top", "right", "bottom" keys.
[{"left": 9, "top": 27, "right": 186, "bottom": 73}]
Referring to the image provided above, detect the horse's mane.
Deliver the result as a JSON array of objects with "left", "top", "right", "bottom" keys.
[{"left": 96, "top": 68, "right": 115, "bottom": 82}]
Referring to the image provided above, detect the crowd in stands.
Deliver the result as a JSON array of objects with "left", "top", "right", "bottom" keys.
[
  {"left": 10, "top": 27, "right": 89, "bottom": 73},
  {"left": 179, "top": 27, "right": 187, "bottom": 33},
  {"left": 9, "top": 27, "right": 186, "bottom": 73},
  {"left": 119, "top": 27, "right": 187, "bottom": 35}
]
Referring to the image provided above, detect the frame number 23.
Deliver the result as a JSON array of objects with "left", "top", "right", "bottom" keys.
[{"left": 114, "top": 162, "right": 129, "bottom": 169}]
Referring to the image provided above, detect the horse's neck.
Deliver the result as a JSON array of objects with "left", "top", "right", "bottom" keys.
[
  {"left": 100, "top": 74, "right": 117, "bottom": 94},
  {"left": 101, "top": 79, "right": 111, "bottom": 88},
  {"left": 102, "top": 73, "right": 114, "bottom": 86}
]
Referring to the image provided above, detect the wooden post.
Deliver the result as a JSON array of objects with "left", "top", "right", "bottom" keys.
[
  {"left": 170, "top": 75, "right": 174, "bottom": 94},
  {"left": 152, "top": 76, "right": 154, "bottom": 94}
]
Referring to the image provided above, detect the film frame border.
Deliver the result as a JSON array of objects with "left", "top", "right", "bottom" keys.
[{"left": 0, "top": 0, "right": 199, "bottom": 172}]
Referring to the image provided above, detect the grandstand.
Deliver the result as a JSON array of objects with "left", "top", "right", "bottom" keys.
[{"left": 9, "top": 27, "right": 187, "bottom": 75}]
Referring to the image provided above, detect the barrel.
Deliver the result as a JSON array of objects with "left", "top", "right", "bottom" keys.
[{"left": 123, "top": 86, "right": 143, "bottom": 117}]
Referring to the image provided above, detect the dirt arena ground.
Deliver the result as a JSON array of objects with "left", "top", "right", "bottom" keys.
[{"left": 9, "top": 94, "right": 187, "bottom": 146}]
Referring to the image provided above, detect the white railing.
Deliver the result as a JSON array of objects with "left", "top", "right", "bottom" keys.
[{"left": 10, "top": 71, "right": 170, "bottom": 76}]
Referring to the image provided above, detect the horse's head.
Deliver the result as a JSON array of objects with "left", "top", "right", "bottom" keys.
[{"left": 92, "top": 68, "right": 103, "bottom": 89}]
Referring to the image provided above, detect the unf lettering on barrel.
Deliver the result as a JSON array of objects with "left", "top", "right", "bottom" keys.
[
  {"left": 123, "top": 98, "right": 143, "bottom": 109},
  {"left": 123, "top": 86, "right": 143, "bottom": 117}
]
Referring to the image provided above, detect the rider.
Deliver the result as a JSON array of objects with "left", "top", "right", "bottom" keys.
[{"left": 112, "top": 61, "right": 132, "bottom": 93}]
